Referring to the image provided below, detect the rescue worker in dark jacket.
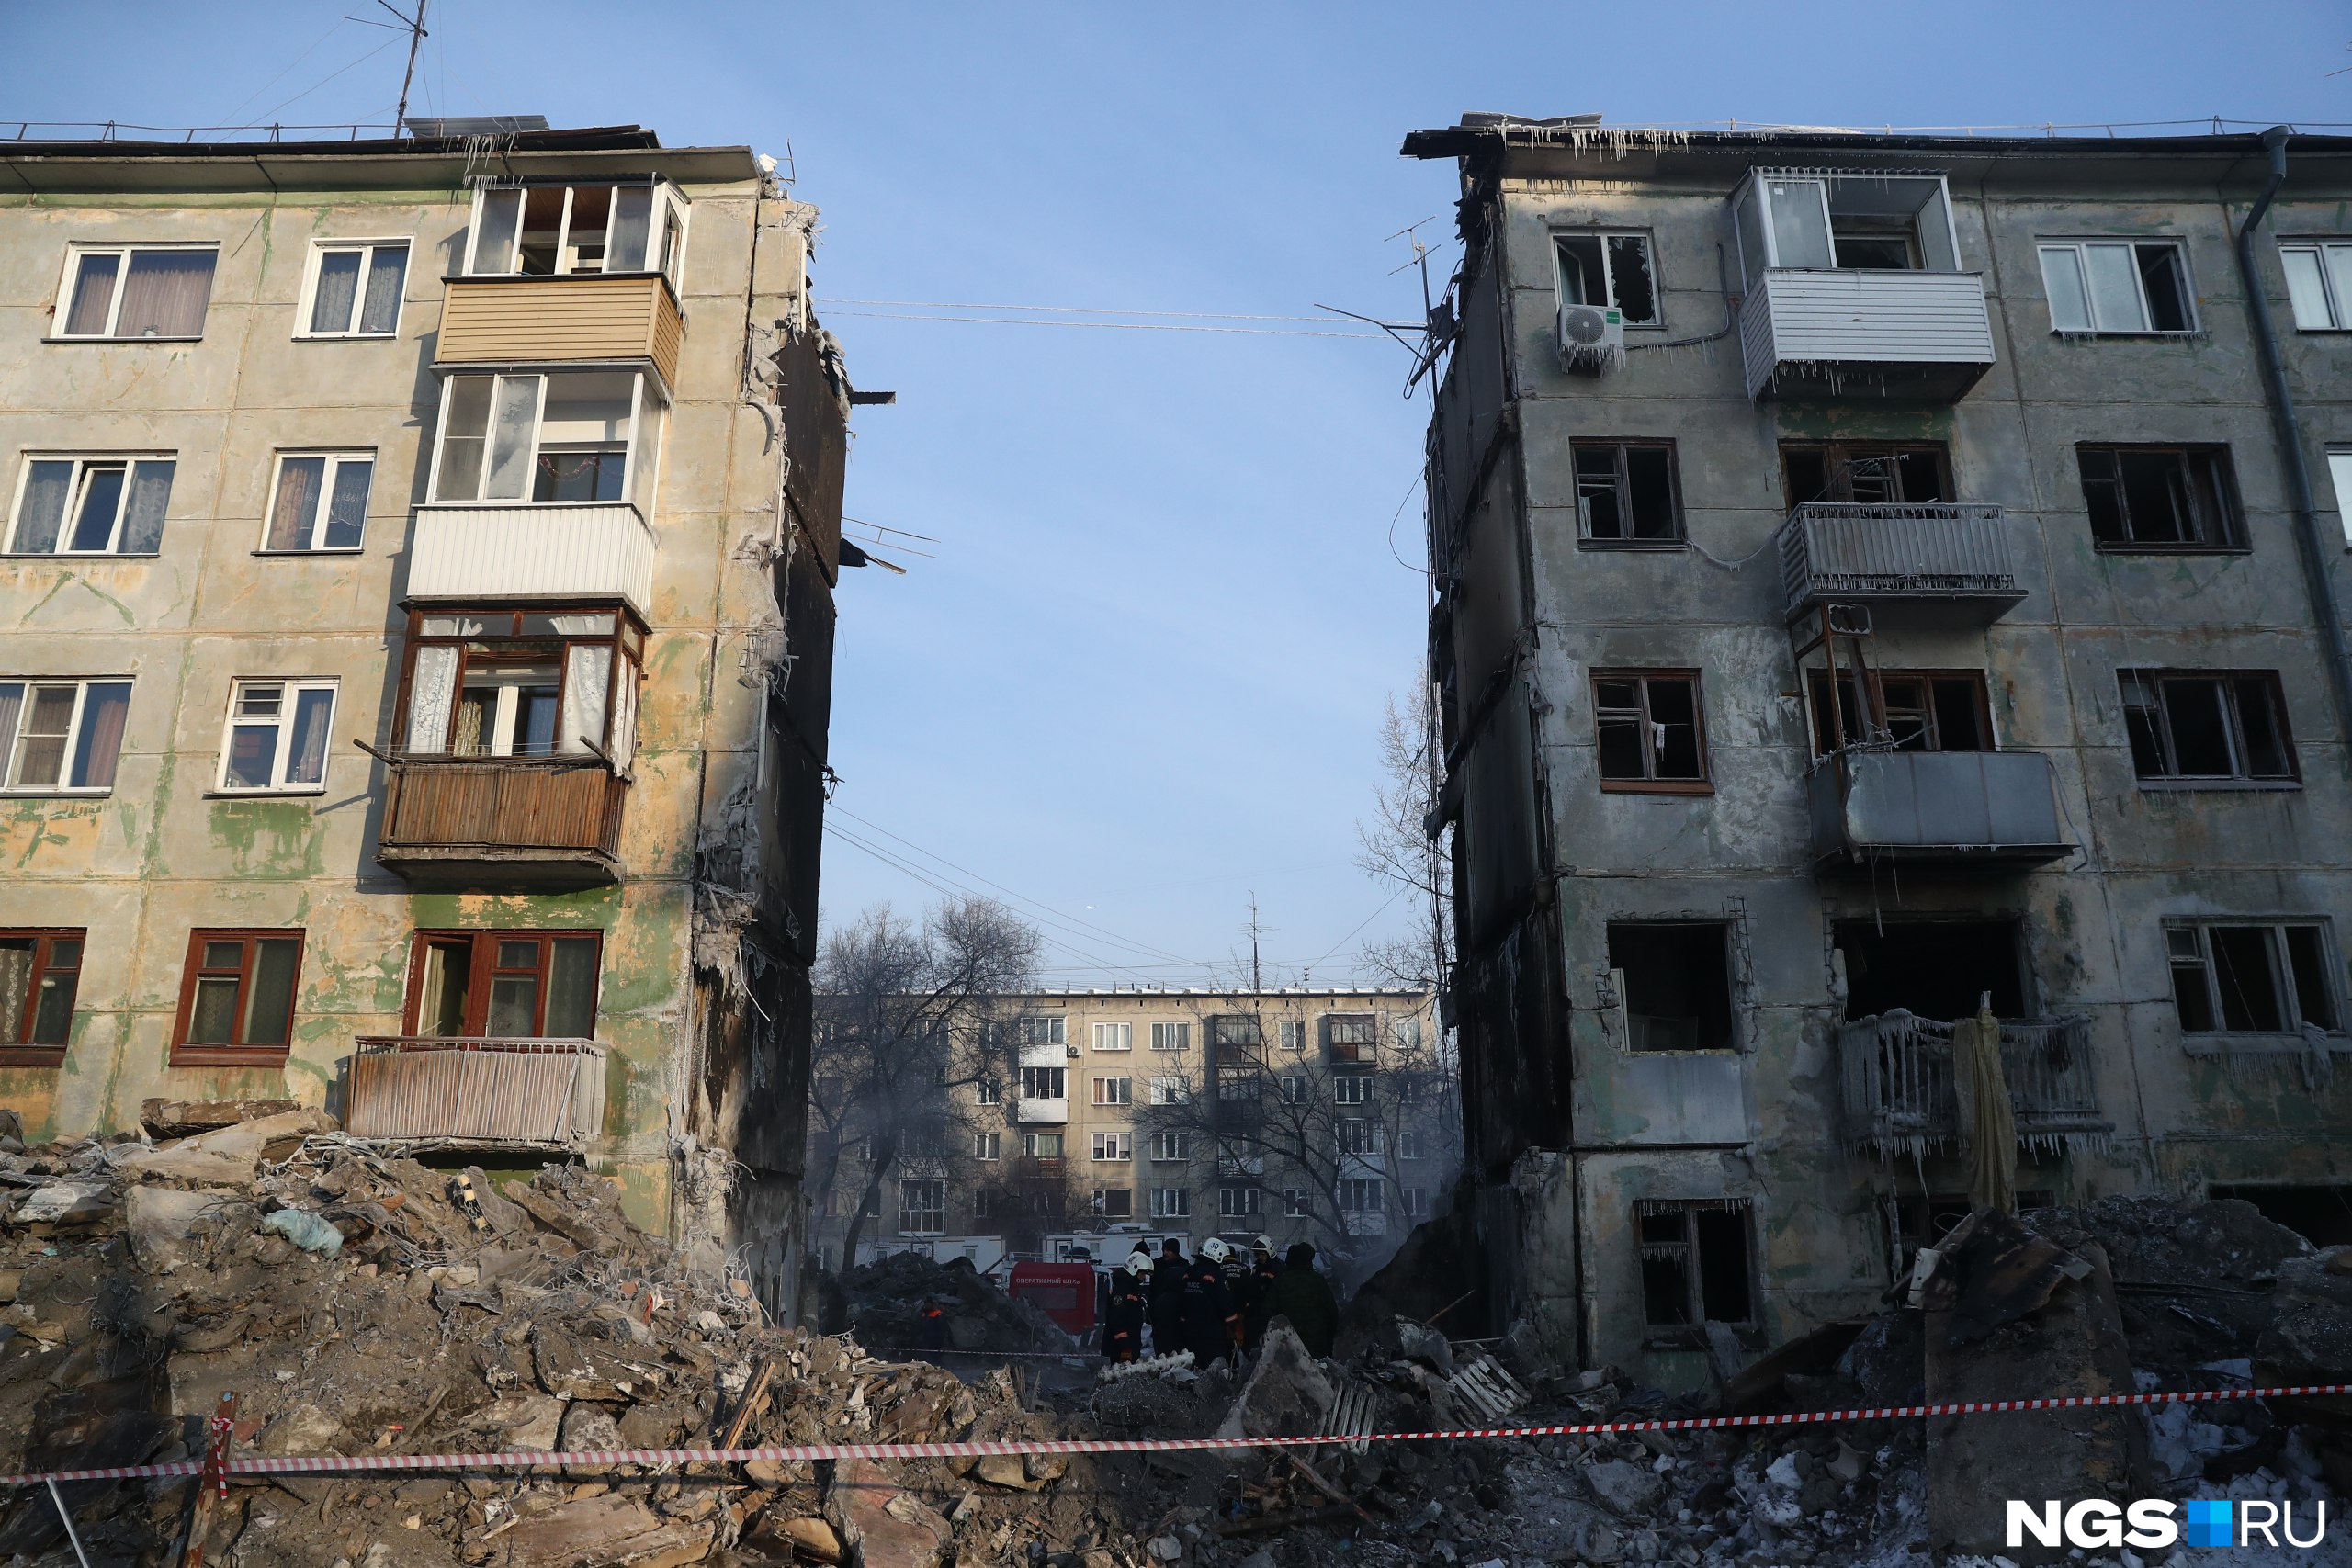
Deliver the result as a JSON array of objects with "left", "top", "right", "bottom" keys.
[
  {"left": 1240, "top": 1235, "right": 1282, "bottom": 1354},
  {"left": 1263, "top": 1241, "right": 1340, "bottom": 1359},
  {"left": 1184, "top": 1236, "right": 1241, "bottom": 1367},
  {"left": 913, "top": 1295, "right": 951, "bottom": 1357},
  {"left": 1103, "top": 1250, "right": 1152, "bottom": 1362},
  {"left": 1148, "top": 1236, "right": 1188, "bottom": 1357}
]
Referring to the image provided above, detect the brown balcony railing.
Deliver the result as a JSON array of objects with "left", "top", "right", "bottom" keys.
[
  {"left": 1838, "top": 1010, "right": 2109, "bottom": 1156},
  {"left": 378, "top": 755, "right": 626, "bottom": 884},
  {"left": 345, "top": 1036, "right": 607, "bottom": 1147}
]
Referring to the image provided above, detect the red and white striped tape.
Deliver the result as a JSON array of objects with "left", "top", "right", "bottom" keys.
[{"left": 5, "top": 1382, "right": 2344, "bottom": 1491}]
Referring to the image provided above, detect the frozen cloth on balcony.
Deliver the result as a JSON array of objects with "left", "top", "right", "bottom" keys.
[{"left": 1951, "top": 999, "right": 2015, "bottom": 1214}]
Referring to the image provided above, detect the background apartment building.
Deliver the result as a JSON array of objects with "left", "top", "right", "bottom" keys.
[
  {"left": 1407, "top": 117, "right": 2352, "bottom": 1383},
  {"left": 0, "top": 121, "right": 863, "bottom": 1316}
]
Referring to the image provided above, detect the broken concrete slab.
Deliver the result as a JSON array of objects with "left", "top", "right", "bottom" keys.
[
  {"left": 485, "top": 1495, "right": 712, "bottom": 1568},
  {"left": 111, "top": 1107, "right": 337, "bottom": 1188},
  {"left": 532, "top": 1325, "right": 665, "bottom": 1403},
  {"left": 124, "top": 1185, "right": 227, "bottom": 1273},
  {"left": 140, "top": 1099, "right": 300, "bottom": 1139},
  {"left": 830, "top": 1457, "right": 950, "bottom": 1568},
  {"left": 1216, "top": 1325, "right": 1339, "bottom": 1440},
  {"left": 1582, "top": 1458, "right": 1665, "bottom": 1517}
]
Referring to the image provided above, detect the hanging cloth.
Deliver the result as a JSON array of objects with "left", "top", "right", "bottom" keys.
[{"left": 1952, "top": 993, "right": 2017, "bottom": 1214}]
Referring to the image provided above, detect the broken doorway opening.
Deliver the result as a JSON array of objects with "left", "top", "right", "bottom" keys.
[{"left": 1836, "top": 918, "right": 2025, "bottom": 1023}]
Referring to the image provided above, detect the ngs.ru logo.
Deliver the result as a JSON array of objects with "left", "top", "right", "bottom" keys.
[{"left": 2007, "top": 1497, "right": 2327, "bottom": 1550}]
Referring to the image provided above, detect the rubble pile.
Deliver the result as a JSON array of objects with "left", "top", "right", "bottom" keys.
[{"left": 837, "top": 1253, "right": 1073, "bottom": 1357}]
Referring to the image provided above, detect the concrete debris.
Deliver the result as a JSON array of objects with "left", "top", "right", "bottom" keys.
[{"left": 837, "top": 1249, "right": 1075, "bottom": 1356}]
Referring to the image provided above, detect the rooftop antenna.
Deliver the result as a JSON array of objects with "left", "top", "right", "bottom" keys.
[
  {"left": 381, "top": 0, "right": 429, "bottom": 137},
  {"left": 1246, "top": 894, "right": 1266, "bottom": 992}
]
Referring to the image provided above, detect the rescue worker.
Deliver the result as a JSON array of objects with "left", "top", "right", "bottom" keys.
[
  {"left": 913, "top": 1295, "right": 951, "bottom": 1357},
  {"left": 1240, "top": 1235, "right": 1282, "bottom": 1354},
  {"left": 1103, "top": 1250, "right": 1152, "bottom": 1362},
  {"left": 1264, "top": 1241, "right": 1340, "bottom": 1359},
  {"left": 1148, "top": 1236, "right": 1188, "bottom": 1357},
  {"left": 1184, "top": 1236, "right": 1240, "bottom": 1368}
]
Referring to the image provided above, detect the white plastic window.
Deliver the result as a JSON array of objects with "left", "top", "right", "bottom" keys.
[
  {"left": 218, "top": 680, "right": 336, "bottom": 794},
  {"left": 0, "top": 680, "right": 132, "bottom": 794},
  {"left": 300, "top": 242, "right": 408, "bottom": 338},
  {"left": 466, "top": 183, "right": 687, "bottom": 285},
  {"left": 262, "top": 453, "right": 373, "bottom": 552},
  {"left": 1091, "top": 1021, "right": 1132, "bottom": 1052},
  {"left": 7, "top": 456, "right": 175, "bottom": 556},
  {"left": 54, "top": 245, "right": 217, "bottom": 339},
  {"left": 2038, "top": 241, "right": 2196, "bottom": 333},
  {"left": 2281, "top": 242, "right": 2352, "bottom": 332}
]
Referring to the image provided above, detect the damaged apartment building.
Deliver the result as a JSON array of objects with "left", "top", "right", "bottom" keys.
[
  {"left": 1407, "top": 116, "right": 2352, "bottom": 1383},
  {"left": 0, "top": 119, "right": 866, "bottom": 1314}
]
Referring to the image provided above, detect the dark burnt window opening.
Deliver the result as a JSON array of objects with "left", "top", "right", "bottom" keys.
[
  {"left": 1781, "top": 442, "right": 1951, "bottom": 508},
  {"left": 1555, "top": 232, "right": 1659, "bottom": 325},
  {"left": 2166, "top": 921, "right": 2340, "bottom": 1036},
  {"left": 1637, "top": 1200, "right": 1755, "bottom": 1330},
  {"left": 2209, "top": 1185, "right": 2352, "bottom": 1247},
  {"left": 1594, "top": 670, "right": 1708, "bottom": 790},
  {"left": 1806, "top": 670, "right": 1993, "bottom": 755},
  {"left": 2078, "top": 446, "right": 2245, "bottom": 550},
  {"left": 1836, "top": 919, "right": 2027, "bottom": 1023},
  {"left": 1608, "top": 921, "right": 1735, "bottom": 1053},
  {"left": 1830, "top": 210, "right": 1924, "bottom": 270},
  {"left": 2120, "top": 671, "right": 2296, "bottom": 784},
  {"left": 1573, "top": 441, "right": 1682, "bottom": 544}
]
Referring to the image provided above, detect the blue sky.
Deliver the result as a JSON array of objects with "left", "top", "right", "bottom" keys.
[{"left": 4, "top": 4, "right": 2344, "bottom": 985}]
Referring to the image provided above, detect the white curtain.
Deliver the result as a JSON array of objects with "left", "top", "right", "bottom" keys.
[
  {"left": 608, "top": 670, "right": 637, "bottom": 770},
  {"left": 560, "top": 645, "right": 610, "bottom": 755},
  {"left": 406, "top": 646, "right": 458, "bottom": 752},
  {"left": 115, "top": 251, "right": 215, "bottom": 337}
]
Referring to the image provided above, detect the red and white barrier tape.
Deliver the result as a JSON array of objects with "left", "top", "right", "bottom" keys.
[{"left": 5, "top": 1382, "right": 2344, "bottom": 1491}]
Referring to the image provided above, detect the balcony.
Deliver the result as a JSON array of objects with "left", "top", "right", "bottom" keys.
[
  {"left": 1738, "top": 269, "right": 1996, "bottom": 401},
  {"left": 1807, "top": 750, "right": 2069, "bottom": 871},
  {"left": 1838, "top": 1010, "right": 2109, "bottom": 1156},
  {"left": 344, "top": 1037, "right": 608, "bottom": 1149},
  {"left": 1778, "top": 503, "right": 2021, "bottom": 627},
  {"left": 406, "top": 502, "right": 655, "bottom": 619},
  {"left": 377, "top": 756, "right": 627, "bottom": 886},
  {"left": 1015, "top": 1099, "right": 1069, "bottom": 1125},
  {"left": 436, "top": 274, "right": 683, "bottom": 391}
]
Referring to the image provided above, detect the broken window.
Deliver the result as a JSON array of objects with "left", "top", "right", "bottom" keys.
[
  {"left": 1206, "top": 1014, "right": 1262, "bottom": 1060},
  {"left": 1091, "top": 1021, "right": 1132, "bottom": 1051},
  {"left": 1572, "top": 440, "right": 1681, "bottom": 544},
  {"left": 1593, "top": 671, "right": 1708, "bottom": 789},
  {"left": 1149, "top": 1131, "right": 1191, "bottom": 1161},
  {"left": 2078, "top": 446, "right": 2244, "bottom": 549},
  {"left": 1150, "top": 1021, "right": 1191, "bottom": 1052},
  {"left": 1324, "top": 1013, "right": 1375, "bottom": 1063},
  {"left": 1283, "top": 1189, "right": 1311, "bottom": 1218},
  {"left": 1806, "top": 670, "right": 1992, "bottom": 755},
  {"left": 1392, "top": 1017, "right": 1422, "bottom": 1053},
  {"left": 217, "top": 679, "right": 336, "bottom": 794},
  {"left": 405, "top": 931, "right": 600, "bottom": 1040},
  {"left": 1094, "top": 1188, "right": 1135, "bottom": 1219},
  {"left": 300, "top": 241, "right": 408, "bottom": 338},
  {"left": 1277, "top": 1020, "right": 1306, "bottom": 1051},
  {"left": 1336, "top": 1119, "right": 1384, "bottom": 1156},
  {"left": 0, "top": 679, "right": 131, "bottom": 794},
  {"left": 7, "top": 455, "right": 175, "bottom": 556},
  {"left": 2119, "top": 671, "right": 2296, "bottom": 784},
  {"left": 1734, "top": 173, "right": 1960, "bottom": 285},
  {"left": 55, "top": 244, "right": 218, "bottom": 339},
  {"left": 2166, "top": 921, "right": 2339, "bottom": 1036},
  {"left": 899, "top": 1179, "right": 945, "bottom": 1235},
  {"left": 466, "top": 182, "right": 688, "bottom": 285},
  {"left": 430, "top": 369, "right": 662, "bottom": 511},
  {"left": 2282, "top": 241, "right": 2352, "bottom": 332},
  {"left": 1019, "top": 1066, "right": 1066, "bottom": 1100},
  {"left": 1216, "top": 1069, "right": 1260, "bottom": 1102},
  {"left": 1780, "top": 442, "right": 1951, "bottom": 508},
  {"left": 1339, "top": 1180, "right": 1386, "bottom": 1230},
  {"left": 1091, "top": 1131, "right": 1132, "bottom": 1161},
  {"left": 2038, "top": 240, "right": 2197, "bottom": 333},
  {"left": 1402, "top": 1188, "right": 1430, "bottom": 1219},
  {"left": 974, "top": 1132, "right": 1000, "bottom": 1161},
  {"left": 1836, "top": 919, "right": 2025, "bottom": 1022},
  {"left": 0, "top": 931, "right": 82, "bottom": 1066},
  {"left": 1219, "top": 1186, "right": 1262, "bottom": 1218},
  {"left": 398, "top": 608, "right": 643, "bottom": 763},
  {"left": 1150, "top": 1187, "right": 1191, "bottom": 1219},
  {"left": 262, "top": 451, "right": 373, "bottom": 552},
  {"left": 1397, "top": 1129, "right": 1425, "bottom": 1160},
  {"left": 1554, "top": 232, "right": 1658, "bottom": 325},
  {"left": 1635, "top": 1200, "right": 1755, "bottom": 1330},
  {"left": 1091, "top": 1076, "right": 1132, "bottom": 1107},
  {"left": 174, "top": 930, "right": 303, "bottom": 1062},
  {"left": 1607, "top": 922, "right": 1735, "bottom": 1053}
]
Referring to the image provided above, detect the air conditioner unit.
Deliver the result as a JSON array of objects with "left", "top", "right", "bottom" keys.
[
  {"left": 1557, "top": 300, "right": 1625, "bottom": 373},
  {"left": 1067, "top": 1044, "right": 1081, "bottom": 1058}
]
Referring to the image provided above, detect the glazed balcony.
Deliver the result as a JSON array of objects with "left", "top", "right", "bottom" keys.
[
  {"left": 436, "top": 274, "right": 682, "bottom": 391},
  {"left": 1807, "top": 750, "right": 2068, "bottom": 871},
  {"left": 406, "top": 501, "right": 654, "bottom": 618},
  {"left": 1838, "top": 1010, "right": 2109, "bottom": 1156},
  {"left": 377, "top": 755, "right": 627, "bottom": 886},
  {"left": 344, "top": 1036, "right": 608, "bottom": 1149}
]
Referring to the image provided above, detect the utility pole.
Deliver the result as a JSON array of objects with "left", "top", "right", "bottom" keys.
[
  {"left": 1247, "top": 893, "right": 1262, "bottom": 992},
  {"left": 384, "top": 0, "right": 429, "bottom": 136}
]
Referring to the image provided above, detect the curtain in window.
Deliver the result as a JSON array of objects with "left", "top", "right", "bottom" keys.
[
  {"left": 359, "top": 248, "right": 406, "bottom": 334},
  {"left": 0, "top": 684, "right": 21, "bottom": 772},
  {"left": 608, "top": 669, "right": 637, "bottom": 769},
  {"left": 323, "top": 460, "right": 370, "bottom": 548},
  {"left": 405, "top": 645, "right": 458, "bottom": 752},
  {"left": 70, "top": 682, "right": 130, "bottom": 788},
  {"left": 64, "top": 254, "right": 119, "bottom": 335},
  {"left": 267, "top": 457, "right": 324, "bottom": 551},
  {"left": 288, "top": 688, "right": 334, "bottom": 784},
  {"left": 12, "top": 461, "right": 72, "bottom": 553},
  {"left": 0, "top": 943, "right": 28, "bottom": 1044},
  {"left": 118, "top": 461, "right": 175, "bottom": 554},
  {"left": 114, "top": 252, "right": 215, "bottom": 337},
  {"left": 560, "top": 645, "right": 611, "bottom": 755},
  {"left": 485, "top": 376, "right": 539, "bottom": 500},
  {"left": 311, "top": 250, "right": 361, "bottom": 333}
]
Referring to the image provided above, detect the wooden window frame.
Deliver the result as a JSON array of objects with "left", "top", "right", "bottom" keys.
[
  {"left": 2118, "top": 669, "right": 2299, "bottom": 789},
  {"left": 295, "top": 239, "right": 411, "bottom": 340},
  {"left": 1804, "top": 668, "right": 1995, "bottom": 757},
  {"left": 393, "top": 604, "right": 645, "bottom": 762},
  {"left": 2075, "top": 444, "right": 2247, "bottom": 553},
  {"left": 1635, "top": 1198, "right": 1758, "bottom": 1337},
  {"left": 170, "top": 928, "right": 306, "bottom": 1066},
  {"left": 1592, "top": 668, "right": 1712, "bottom": 795},
  {"left": 2165, "top": 919, "right": 2342, "bottom": 1039},
  {"left": 0, "top": 929, "right": 85, "bottom": 1067},
  {"left": 1571, "top": 438, "right": 1685, "bottom": 547},
  {"left": 398, "top": 929, "right": 604, "bottom": 1040},
  {"left": 1778, "top": 440, "right": 1952, "bottom": 508}
]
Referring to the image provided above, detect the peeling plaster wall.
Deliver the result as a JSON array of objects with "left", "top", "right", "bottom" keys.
[{"left": 1425, "top": 132, "right": 2352, "bottom": 1379}]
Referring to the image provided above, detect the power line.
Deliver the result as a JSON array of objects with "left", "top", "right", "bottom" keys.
[
  {"left": 821, "top": 310, "right": 1386, "bottom": 340},
  {"left": 823, "top": 298, "right": 1357, "bottom": 324}
]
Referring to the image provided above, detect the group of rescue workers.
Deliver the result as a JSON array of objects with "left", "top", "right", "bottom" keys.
[{"left": 1101, "top": 1234, "right": 1338, "bottom": 1367}]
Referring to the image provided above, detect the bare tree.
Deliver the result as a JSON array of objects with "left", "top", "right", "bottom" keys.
[
  {"left": 1356, "top": 682, "right": 1453, "bottom": 995},
  {"left": 808, "top": 897, "right": 1041, "bottom": 1268}
]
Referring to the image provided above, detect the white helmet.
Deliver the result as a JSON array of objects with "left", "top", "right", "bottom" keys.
[
  {"left": 1125, "top": 1252, "right": 1153, "bottom": 1279},
  {"left": 1253, "top": 1235, "right": 1274, "bottom": 1256},
  {"left": 1200, "top": 1237, "right": 1232, "bottom": 1264}
]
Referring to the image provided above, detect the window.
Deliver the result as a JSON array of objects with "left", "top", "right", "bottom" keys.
[
  {"left": 1205, "top": 1014, "right": 1261, "bottom": 1055},
  {"left": 1781, "top": 441, "right": 1951, "bottom": 507},
  {"left": 299, "top": 242, "right": 408, "bottom": 338},
  {"left": 172, "top": 930, "right": 303, "bottom": 1063},
  {"left": 1, "top": 680, "right": 131, "bottom": 795},
  {"left": 1019, "top": 1015, "right": 1068, "bottom": 1046},
  {"left": 1093, "top": 1188, "right": 1134, "bottom": 1219},
  {"left": 1220, "top": 1186, "right": 1263, "bottom": 1219},
  {"left": 1277, "top": 1075, "right": 1308, "bottom": 1105},
  {"left": 1325, "top": 1014, "right": 1375, "bottom": 1064},
  {"left": 1339, "top": 1179, "right": 1385, "bottom": 1215},
  {"left": 2333, "top": 448, "right": 2352, "bottom": 548},
  {"left": 2167, "top": 922, "right": 2340, "bottom": 1037},
  {"left": 2120, "top": 671, "right": 2296, "bottom": 785},
  {"left": 1609, "top": 922, "right": 1736, "bottom": 1053},
  {"left": 1276, "top": 1020, "right": 1306, "bottom": 1052},
  {"left": 1732, "top": 173, "right": 1960, "bottom": 284},
  {"left": 1150, "top": 1187, "right": 1192, "bottom": 1219},
  {"left": 1807, "top": 670, "right": 1992, "bottom": 756},
  {"left": 0, "top": 931, "right": 82, "bottom": 1066},
  {"left": 398, "top": 609, "right": 642, "bottom": 764},
  {"left": 53, "top": 244, "right": 217, "bottom": 339},
  {"left": 1216, "top": 1070, "right": 1259, "bottom": 1102},
  {"left": 1402, "top": 1188, "right": 1431, "bottom": 1220},
  {"left": 899, "top": 1179, "right": 945, "bottom": 1236},
  {"left": 1150, "top": 1131, "right": 1191, "bottom": 1162},
  {"left": 2038, "top": 240, "right": 2196, "bottom": 333},
  {"left": 1554, "top": 232, "right": 1658, "bottom": 325},
  {"left": 1149, "top": 1075, "right": 1191, "bottom": 1105},
  {"left": 1020, "top": 1066, "right": 1067, "bottom": 1100},
  {"left": 1393, "top": 1017, "right": 1423, "bottom": 1053},
  {"left": 7, "top": 455, "right": 175, "bottom": 556},
  {"left": 429, "top": 369, "right": 664, "bottom": 511},
  {"left": 1337, "top": 1119, "right": 1384, "bottom": 1156},
  {"left": 1283, "top": 1189, "right": 1311, "bottom": 1219},
  {"left": 1572, "top": 441, "right": 1681, "bottom": 544},
  {"left": 1150, "top": 1021, "right": 1191, "bottom": 1052},
  {"left": 1398, "top": 1129, "right": 1425, "bottom": 1161},
  {"left": 1023, "top": 1132, "right": 1065, "bottom": 1159},
  {"left": 1637, "top": 1201, "right": 1755, "bottom": 1330},
  {"left": 403, "top": 931, "right": 601, "bottom": 1040},
  {"left": 1092, "top": 1021, "right": 1132, "bottom": 1052},
  {"left": 2078, "top": 446, "right": 2244, "bottom": 550},
  {"left": 2282, "top": 241, "right": 2352, "bottom": 332},
  {"left": 971, "top": 1189, "right": 995, "bottom": 1220},
  {"left": 974, "top": 1132, "right": 1001, "bottom": 1161},
  {"left": 1593, "top": 671, "right": 1707, "bottom": 790},
  {"left": 974, "top": 1079, "right": 1001, "bottom": 1106},
  {"left": 1092, "top": 1131, "right": 1133, "bottom": 1161},
  {"left": 214, "top": 680, "right": 336, "bottom": 795},
  {"left": 465, "top": 182, "right": 687, "bottom": 285},
  {"left": 261, "top": 453, "right": 373, "bottom": 553},
  {"left": 1331, "top": 1074, "right": 1373, "bottom": 1105}
]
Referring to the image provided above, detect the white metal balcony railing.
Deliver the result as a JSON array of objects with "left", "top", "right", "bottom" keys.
[
  {"left": 1014, "top": 1098, "right": 1069, "bottom": 1125},
  {"left": 1807, "top": 749, "right": 2069, "bottom": 867},
  {"left": 1838, "top": 1010, "right": 2109, "bottom": 1156},
  {"left": 1738, "top": 268, "right": 1996, "bottom": 400},
  {"left": 1778, "top": 502, "right": 2022, "bottom": 626},
  {"left": 407, "top": 502, "right": 655, "bottom": 618},
  {"left": 345, "top": 1037, "right": 608, "bottom": 1147}
]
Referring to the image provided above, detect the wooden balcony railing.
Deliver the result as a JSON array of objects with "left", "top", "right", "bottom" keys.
[
  {"left": 378, "top": 755, "right": 626, "bottom": 885},
  {"left": 345, "top": 1036, "right": 607, "bottom": 1147}
]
